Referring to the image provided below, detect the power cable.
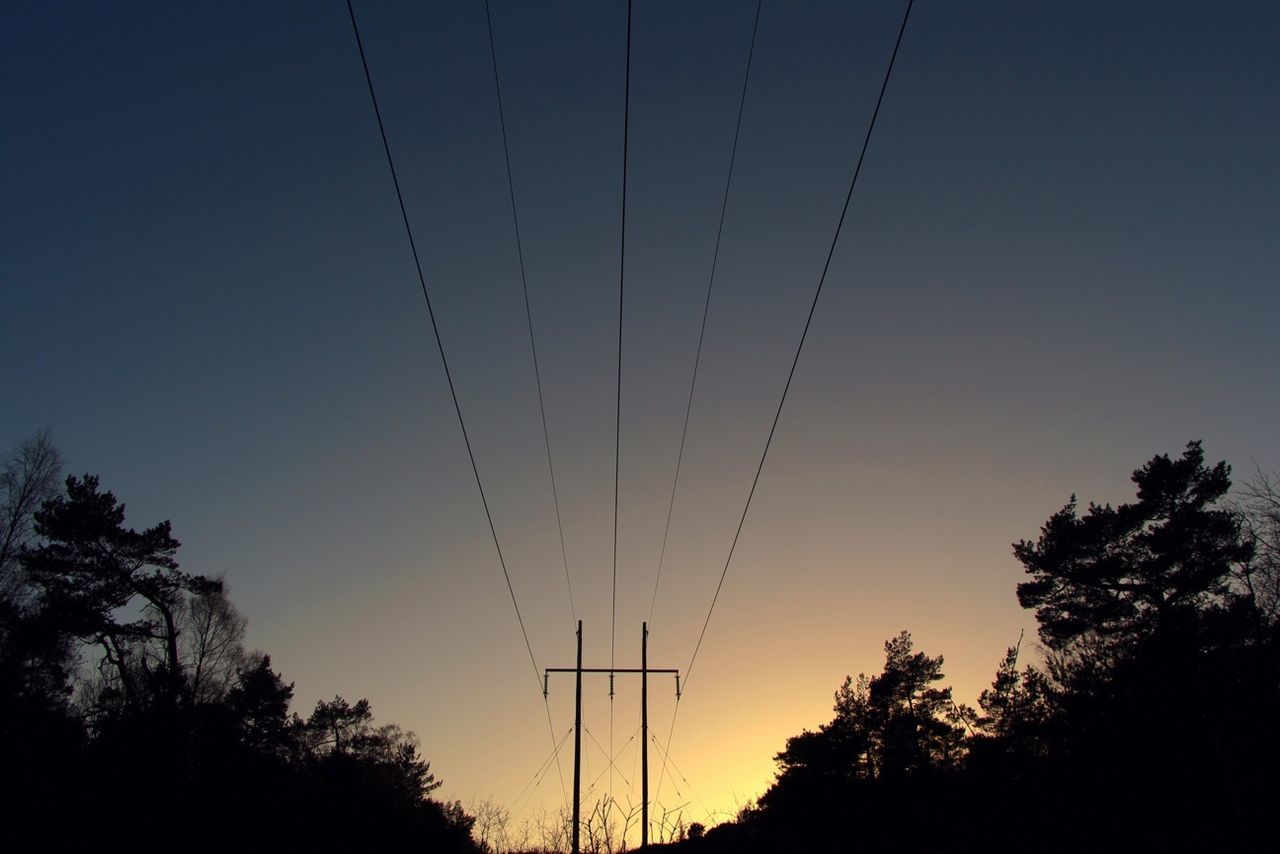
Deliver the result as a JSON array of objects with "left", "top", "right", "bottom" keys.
[
  {"left": 648, "top": 0, "right": 763, "bottom": 626},
  {"left": 346, "top": 0, "right": 543, "bottom": 690},
  {"left": 345, "top": 0, "right": 568, "bottom": 812},
  {"left": 657, "top": 0, "right": 917, "bottom": 802},
  {"left": 611, "top": 0, "right": 635, "bottom": 812},
  {"left": 682, "top": 0, "right": 916, "bottom": 696},
  {"left": 482, "top": 0, "right": 578, "bottom": 627}
]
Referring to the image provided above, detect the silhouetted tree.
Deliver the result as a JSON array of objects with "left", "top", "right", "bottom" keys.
[
  {"left": 307, "top": 694, "right": 375, "bottom": 755},
  {"left": 1015, "top": 441, "right": 1251, "bottom": 653},
  {"left": 0, "top": 431, "right": 71, "bottom": 719},
  {"left": 753, "top": 631, "right": 968, "bottom": 853},
  {"left": 293, "top": 694, "right": 468, "bottom": 850},
  {"left": 0, "top": 433, "right": 79, "bottom": 838},
  {"left": 867, "top": 630, "right": 967, "bottom": 775},
  {"left": 0, "top": 460, "right": 482, "bottom": 851},
  {"left": 180, "top": 583, "right": 247, "bottom": 704},
  {"left": 304, "top": 695, "right": 441, "bottom": 804},
  {"left": 227, "top": 653, "right": 297, "bottom": 756},
  {"left": 1236, "top": 465, "right": 1280, "bottom": 626},
  {"left": 693, "top": 444, "right": 1280, "bottom": 854},
  {"left": 971, "top": 637, "right": 1051, "bottom": 747},
  {"left": 1007, "top": 442, "right": 1278, "bottom": 852},
  {"left": 22, "top": 474, "right": 219, "bottom": 709},
  {"left": 0, "top": 430, "right": 63, "bottom": 597},
  {"left": 775, "top": 630, "right": 965, "bottom": 791}
]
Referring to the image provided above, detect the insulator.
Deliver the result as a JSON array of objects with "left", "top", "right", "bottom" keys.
[
  {"left": 609, "top": 673, "right": 615, "bottom": 698},
  {"left": 543, "top": 673, "right": 549, "bottom": 697},
  {"left": 675, "top": 674, "right": 681, "bottom": 699}
]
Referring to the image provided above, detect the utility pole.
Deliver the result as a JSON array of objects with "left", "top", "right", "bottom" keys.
[
  {"left": 573, "top": 620, "right": 583, "bottom": 854},
  {"left": 641, "top": 621, "right": 649, "bottom": 848},
  {"left": 545, "top": 623, "right": 679, "bottom": 852}
]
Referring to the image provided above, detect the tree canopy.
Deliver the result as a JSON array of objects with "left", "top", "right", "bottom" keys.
[{"left": 1015, "top": 441, "right": 1251, "bottom": 651}]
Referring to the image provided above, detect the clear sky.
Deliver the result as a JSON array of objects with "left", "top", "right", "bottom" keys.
[{"left": 4, "top": 0, "right": 1279, "bottom": 842}]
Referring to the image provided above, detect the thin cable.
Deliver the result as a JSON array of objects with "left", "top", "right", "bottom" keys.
[
  {"left": 648, "top": 0, "right": 763, "bottom": 627},
  {"left": 649, "top": 730, "right": 711, "bottom": 819},
  {"left": 682, "top": 0, "right": 916, "bottom": 691},
  {"left": 658, "top": 0, "right": 917, "bottom": 803},
  {"left": 629, "top": 702, "right": 642, "bottom": 803},
  {"left": 583, "top": 724, "right": 636, "bottom": 790},
  {"left": 510, "top": 724, "right": 574, "bottom": 820},
  {"left": 508, "top": 729, "right": 573, "bottom": 831},
  {"left": 653, "top": 698, "right": 681, "bottom": 805},
  {"left": 542, "top": 696, "right": 568, "bottom": 803},
  {"left": 650, "top": 738, "right": 685, "bottom": 804},
  {"left": 346, "top": 0, "right": 547, "bottom": 683},
  {"left": 583, "top": 727, "right": 641, "bottom": 800},
  {"left": 483, "top": 0, "right": 577, "bottom": 626},
  {"left": 611, "top": 0, "right": 634, "bottom": 811},
  {"left": 612, "top": 0, "right": 632, "bottom": 673}
]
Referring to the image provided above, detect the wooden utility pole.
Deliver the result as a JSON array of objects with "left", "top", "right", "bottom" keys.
[
  {"left": 573, "top": 620, "right": 583, "bottom": 854},
  {"left": 545, "top": 623, "right": 679, "bottom": 852},
  {"left": 641, "top": 621, "right": 649, "bottom": 848}
]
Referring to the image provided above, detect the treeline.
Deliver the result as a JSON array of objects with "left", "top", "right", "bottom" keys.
[
  {"left": 7, "top": 433, "right": 1278, "bottom": 852},
  {"left": 0, "top": 432, "right": 480, "bottom": 852},
  {"left": 675, "top": 442, "right": 1280, "bottom": 853}
]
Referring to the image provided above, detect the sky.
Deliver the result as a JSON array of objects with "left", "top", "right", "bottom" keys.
[{"left": 4, "top": 0, "right": 1279, "bottom": 842}]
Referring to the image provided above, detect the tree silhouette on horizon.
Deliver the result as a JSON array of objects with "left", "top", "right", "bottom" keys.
[
  {"left": 0, "top": 434, "right": 480, "bottom": 852},
  {"left": 685, "top": 441, "right": 1280, "bottom": 854}
]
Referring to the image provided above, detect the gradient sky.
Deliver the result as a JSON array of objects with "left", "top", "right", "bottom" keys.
[{"left": 4, "top": 0, "right": 1279, "bottom": 841}]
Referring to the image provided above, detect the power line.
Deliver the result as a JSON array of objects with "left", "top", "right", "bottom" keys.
[
  {"left": 683, "top": 0, "right": 915, "bottom": 693},
  {"left": 647, "top": 0, "right": 764, "bottom": 627},
  {"left": 657, "top": 0, "right": 917, "bottom": 804},
  {"left": 344, "top": 0, "right": 543, "bottom": 688},
  {"left": 347, "top": 0, "right": 573, "bottom": 821},
  {"left": 612, "top": 0, "right": 632, "bottom": 674},
  {"left": 483, "top": 0, "right": 578, "bottom": 626},
  {"left": 611, "top": 0, "right": 634, "bottom": 813},
  {"left": 350, "top": 3, "right": 570, "bottom": 804}
]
